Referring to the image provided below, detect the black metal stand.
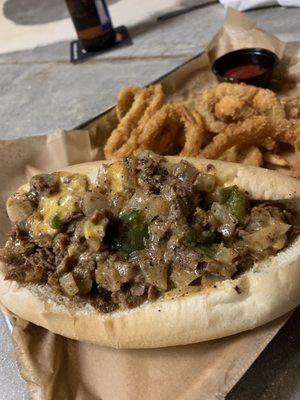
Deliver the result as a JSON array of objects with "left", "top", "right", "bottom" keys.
[{"left": 70, "top": 25, "right": 132, "bottom": 63}]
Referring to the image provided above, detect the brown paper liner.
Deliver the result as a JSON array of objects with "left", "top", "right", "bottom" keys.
[
  {"left": 1, "top": 8, "right": 299, "bottom": 400},
  {"left": 10, "top": 312, "right": 290, "bottom": 400}
]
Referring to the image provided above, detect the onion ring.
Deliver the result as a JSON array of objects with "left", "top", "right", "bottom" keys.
[
  {"left": 116, "top": 86, "right": 142, "bottom": 121},
  {"left": 104, "top": 82, "right": 300, "bottom": 180},
  {"left": 135, "top": 104, "right": 206, "bottom": 157},
  {"left": 104, "top": 85, "right": 165, "bottom": 159}
]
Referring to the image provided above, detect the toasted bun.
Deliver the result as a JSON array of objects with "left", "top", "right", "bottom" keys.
[{"left": 0, "top": 158, "right": 300, "bottom": 348}]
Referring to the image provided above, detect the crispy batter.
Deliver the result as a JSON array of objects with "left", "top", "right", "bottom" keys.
[
  {"left": 105, "top": 86, "right": 206, "bottom": 158},
  {"left": 132, "top": 104, "right": 180, "bottom": 154},
  {"left": 214, "top": 96, "right": 255, "bottom": 122},
  {"left": 133, "top": 104, "right": 206, "bottom": 156},
  {"left": 281, "top": 97, "right": 300, "bottom": 120},
  {"left": 219, "top": 146, "right": 241, "bottom": 163},
  {"left": 242, "top": 146, "right": 263, "bottom": 166},
  {"left": 220, "top": 145, "right": 263, "bottom": 167},
  {"left": 294, "top": 122, "right": 300, "bottom": 152},
  {"left": 291, "top": 157, "right": 300, "bottom": 179},
  {"left": 252, "top": 89, "right": 286, "bottom": 119},
  {"left": 201, "top": 116, "right": 296, "bottom": 159},
  {"left": 197, "top": 83, "right": 285, "bottom": 134},
  {"left": 295, "top": 137, "right": 300, "bottom": 154},
  {"left": 201, "top": 116, "right": 268, "bottom": 159},
  {"left": 177, "top": 108, "right": 206, "bottom": 157},
  {"left": 104, "top": 85, "right": 165, "bottom": 159},
  {"left": 116, "top": 86, "right": 142, "bottom": 120},
  {"left": 263, "top": 152, "right": 289, "bottom": 167},
  {"left": 104, "top": 82, "right": 300, "bottom": 179}
]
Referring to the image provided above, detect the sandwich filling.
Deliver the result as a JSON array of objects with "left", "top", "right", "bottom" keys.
[{"left": 0, "top": 152, "right": 297, "bottom": 312}]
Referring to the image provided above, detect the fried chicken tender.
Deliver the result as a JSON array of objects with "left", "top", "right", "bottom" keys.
[
  {"left": 214, "top": 96, "right": 256, "bottom": 122},
  {"left": 197, "top": 83, "right": 286, "bottom": 134},
  {"left": 201, "top": 116, "right": 296, "bottom": 159},
  {"left": 281, "top": 96, "right": 300, "bottom": 120}
]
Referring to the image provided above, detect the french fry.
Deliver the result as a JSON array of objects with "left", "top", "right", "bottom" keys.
[
  {"left": 241, "top": 146, "right": 262, "bottom": 167},
  {"left": 219, "top": 145, "right": 262, "bottom": 166},
  {"left": 263, "top": 152, "right": 289, "bottom": 167}
]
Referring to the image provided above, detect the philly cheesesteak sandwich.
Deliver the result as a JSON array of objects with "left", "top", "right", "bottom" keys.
[{"left": 0, "top": 152, "right": 299, "bottom": 348}]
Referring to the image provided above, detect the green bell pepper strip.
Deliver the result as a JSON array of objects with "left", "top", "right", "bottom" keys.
[
  {"left": 114, "top": 223, "right": 149, "bottom": 254},
  {"left": 219, "top": 185, "right": 248, "bottom": 220}
]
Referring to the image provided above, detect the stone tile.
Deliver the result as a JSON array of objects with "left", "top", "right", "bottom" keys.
[
  {"left": 248, "top": 7, "right": 300, "bottom": 43},
  {"left": 0, "top": 5, "right": 225, "bottom": 63},
  {"left": 0, "top": 313, "right": 27, "bottom": 400},
  {"left": 0, "top": 5, "right": 299, "bottom": 65},
  {"left": 0, "top": 58, "right": 187, "bottom": 139}
]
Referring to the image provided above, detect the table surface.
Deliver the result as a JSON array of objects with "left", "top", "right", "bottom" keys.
[{"left": 0, "top": 2, "right": 300, "bottom": 399}]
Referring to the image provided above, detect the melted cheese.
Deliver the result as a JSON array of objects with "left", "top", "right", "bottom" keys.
[
  {"left": 28, "top": 214, "right": 57, "bottom": 238},
  {"left": 29, "top": 173, "right": 88, "bottom": 239},
  {"left": 83, "top": 218, "right": 107, "bottom": 250},
  {"left": 107, "top": 162, "right": 124, "bottom": 193}
]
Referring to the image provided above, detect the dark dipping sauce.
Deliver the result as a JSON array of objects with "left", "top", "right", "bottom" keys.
[{"left": 224, "top": 64, "right": 268, "bottom": 80}]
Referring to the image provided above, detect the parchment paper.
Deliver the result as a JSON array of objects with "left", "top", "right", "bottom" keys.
[{"left": 1, "top": 8, "right": 299, "bottom": 400}]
